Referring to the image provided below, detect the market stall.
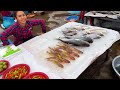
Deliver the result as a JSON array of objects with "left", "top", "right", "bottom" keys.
[
  {"left": 85, "top": 11, "right": 120, "bottom": 19},
  {"left": 84, "top": 11, "right": 120, "bottom": 30},
  {"left": 0, "top": 22, "right": 120, "bottom": 79}
]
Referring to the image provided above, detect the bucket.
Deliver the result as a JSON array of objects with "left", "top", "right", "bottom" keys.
[{"left": 112, "top": 55, "right": 120, "bottom": 78}]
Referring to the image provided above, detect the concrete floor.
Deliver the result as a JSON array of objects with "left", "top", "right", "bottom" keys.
[{"left": 0, "top": 11, "right": 120, "bottom": 79}]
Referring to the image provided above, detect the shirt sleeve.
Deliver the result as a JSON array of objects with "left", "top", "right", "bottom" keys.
[
  {"left": 0, "top": 25, "right": 14, "bottom": 46},
  {"left": 30, "top": 19, "right": 46, "bottom": 33}
]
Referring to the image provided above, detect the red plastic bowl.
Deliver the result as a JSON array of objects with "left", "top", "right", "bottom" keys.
[
  {"left": 24, "top": 72, "right": 49, "bottom": 79},
  {"left": 0, "top": 60, "right": 10, "bottom": 75},
  {"left": 2, "top": 64, "right": 30, "bottom": 79}
]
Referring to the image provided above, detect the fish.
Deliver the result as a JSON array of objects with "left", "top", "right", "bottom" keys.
[
  {"left": 78, "top": 36, "right": 93, "bottom": 43},
  {"left": 62, "top": 44, "right": 83, "bottom": 57},
  {"left": 61, "top": 43, "right": 83, "bottom": 54},
  {"left": 54, "top": 47, "right": 76, "bottom": 60},
  {"left": 48, "top": 47, "right": 71, "bottom": 63},
  {"left": 57, "top": 54, "right": 70, "bottom": 63},
  {"left": 70, "top": 52, "right": 79, "bottom": 57},
  {"left": 46, "top": 57, "right": 63, "bottom": 63},
  {"left": 88, "top": 29, "right": 107, "bottom": 36},
  {"left": 48, "top": 60, "right": 64, "bottom": 68},
  {"left": 89, "top": 31, "right": 105, "bottom": 36},
  {"left": 58, "top": 37, "right": 90, "bottom": 47},
  {"left": 84, "top": 34, "right": 102, "bottom": 39},
  {"left": 71, "top": 47, "right": 83, "bottom": 54},
  {"left": 65, "top": 36, "right": 93, "bottom": 43},
  {"left": 47, "top": 56, "right": 70, "bottom": 63},
  {"left": 64, "top": 54, "right": 76, "bottom": 60},
  {"left": 62, "top": 30, "right": 77, "bottom": 36},
  {"left": 58, "top": 43, "right": 82, "bottom": 55}
]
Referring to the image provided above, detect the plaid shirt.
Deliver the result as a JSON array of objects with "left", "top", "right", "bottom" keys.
[{"left": 1, "top": 19, "right": 46, "bottom": 46}]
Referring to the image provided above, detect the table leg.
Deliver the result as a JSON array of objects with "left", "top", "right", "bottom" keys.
[
  {"left": 90, "top": 17, "right": 94, "bottom": 26},
  {"left": 77, "top": 49, "right": 110, "bottom": 79},
  {"left": 84, "top": 17, "right": 88, "bottom": 25}
]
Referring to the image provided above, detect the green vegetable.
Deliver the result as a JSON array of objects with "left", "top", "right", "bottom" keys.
[
  {"left": 0, "top": 65, "right": 3, "bottom": 68},
  {"left": 0, "top": 62, "right": 3, "bottom": 65},
  {"left": 3, "top": 65, "right": 7, "bottom": 69},
  {"left": 2, "top": 62, "right": 7, "bottom": 65},
  {"left": 13, "top": 70, "right": 19, "bottom": 75},
  {"left": 0, "top": 68, "right": 3, "bottom": 72}
]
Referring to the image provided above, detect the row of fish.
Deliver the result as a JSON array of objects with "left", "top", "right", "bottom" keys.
[
  {"left": 62, "top": 30, "right": 77, "bottom": 36},
  {"left": 62, "top": 28, "right": 106, "bottom": 36},
  {"left": 46, "top": 43, "right": 83, "bottom": 68},
  {"left": 58, "top": 37, "right": 91, "bottom": 47},
  {"left": 58, "top": 28, "right": 107, "bottom": 47}
]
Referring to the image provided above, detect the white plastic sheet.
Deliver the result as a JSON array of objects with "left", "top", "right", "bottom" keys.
[{"left": 20, "top": 22, "right": 120, "bottom": 79}]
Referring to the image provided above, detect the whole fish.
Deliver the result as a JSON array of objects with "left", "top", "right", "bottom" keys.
[
  {"left": 58, "top": 37, "right": 90, "bottom": 47},
  {"left": 62, "top": 30, "right": 77, "bottom": 36},
  {"left": 84, "top": 34, "right": 102, "bottom": 39},
  {"left": 48, "top": 60, "right": 64, "bottom": 68},
  {"left": 77, "top": 36, "right": 93, "bottom": 43},
  {"left": 89, "top": 31, "right": 105, "bottom": 36},
  {"left": 64, "top": 36, "right": 93, "bottom": 43}
]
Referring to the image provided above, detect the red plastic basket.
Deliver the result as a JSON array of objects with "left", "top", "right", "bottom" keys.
[
  {"left": 24, "top": 72, "right": 49, "bottom": 79},
  {"left": 2, "top": 64, "right": 30, "bottom": 79}
]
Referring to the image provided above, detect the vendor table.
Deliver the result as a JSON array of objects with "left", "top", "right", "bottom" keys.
[
  {"left": 0, "top": 22, "right": 120, "bottom": 79},
  {"left": 85, "top": 11, "right": 120, "bottom": 19},
  {"left": 84, "top": 11, "right": 120, "bottom": 29}
]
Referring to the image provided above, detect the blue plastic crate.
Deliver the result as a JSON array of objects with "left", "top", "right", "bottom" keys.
[
  {"left": 3, "top": 16, "right": 15, "bottom": 29},
  {"left": 65, "top": 15, "right": 79, "bottom": 22}
]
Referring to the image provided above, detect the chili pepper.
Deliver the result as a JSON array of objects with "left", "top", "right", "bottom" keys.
[{"left": 5, "top": 74, "right": 8, "bottom": 79}]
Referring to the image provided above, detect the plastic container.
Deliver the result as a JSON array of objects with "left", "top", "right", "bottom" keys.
[
  {"left": 112, "top": 55, "right": 120, "bottom": 78},
  {"left": 2, "top": 64, "right": 30, "bottom": 79},
  {"left": 64, "top": 15, "right": 79, "bottom": 22},
  {"left": 24, "top": 72, "right": 49, "bottom": 79}
]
